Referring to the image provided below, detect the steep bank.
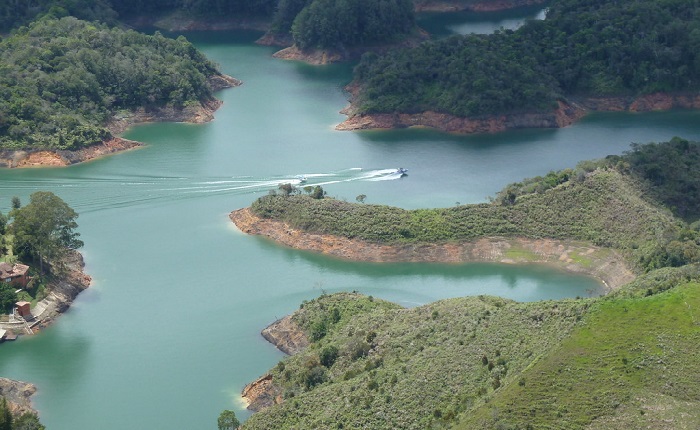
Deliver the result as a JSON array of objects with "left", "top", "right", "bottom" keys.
[
  {"left": 243, "top": 315, "right": 309, "bottom": 410},
  {"left": 0, "top": 75, "right": 241, "bottom": 168},
  {"left": 230, "top": 207, "right": 634, "bottom": 289},
  {"left": 337, "top": 92, "right": 700, "bottom": 133},
  {"left": 0, "top": 378, "right": 37, "bottom": 416}
]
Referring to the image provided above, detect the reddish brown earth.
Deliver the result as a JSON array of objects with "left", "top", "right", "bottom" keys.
[
  {"left": 337, "top": 92, "right": 700, "bottom": 134},
  {"left": 229, "top": 207, "right": 635, "bottom": 290}
]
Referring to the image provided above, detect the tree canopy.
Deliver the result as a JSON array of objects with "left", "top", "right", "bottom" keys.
[
  {"left": 0, "top": 17, "right": 223, "bottom": 151},
  {"left": 289, "top": 0, "right": 415, "bottom": 50},
  {"left": 352, "top": 0, "right": 700, "bottom": 117},
  {"left": 10, "top": 191, "right": 83, "bottom": 272}
]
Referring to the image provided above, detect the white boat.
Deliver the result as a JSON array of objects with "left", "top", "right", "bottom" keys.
[
  {"left": 295, "top": 175, "right": 308, "bottom": 183},
  {"left": 394, "top": 168, "right": 408, "bottom": 176}
]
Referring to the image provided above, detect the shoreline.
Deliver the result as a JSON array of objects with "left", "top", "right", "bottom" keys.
[
  {"left": 336, "top": 92, "right": 700, "bottom": 134},
  {"left": 0, "top": 378, "right": 37, "bottom": 416},
  {"left": 0, "top": 74, "right": 240, "bottom": 169},
  {"left": 229, "top": 207, "right": 635, "bottom": 290},
  {"left": 0, "top": 249, "right": 92, "bottom": 337}
]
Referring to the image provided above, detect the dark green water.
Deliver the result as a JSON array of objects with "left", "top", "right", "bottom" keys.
[{"left": 1, "top": 25, "right": 700, "bottom": 430}]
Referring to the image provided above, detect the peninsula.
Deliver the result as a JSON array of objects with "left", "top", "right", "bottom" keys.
[
  {"left": 233, "top": 139, "right": 700, "bottom": 429},
  {"left": 0, "top": 17, "right": 240, "bottom": 168}
]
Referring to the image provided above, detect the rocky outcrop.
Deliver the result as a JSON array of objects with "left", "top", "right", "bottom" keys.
[
  {"left": 261, "top": 315, "right": 309, "bottom": 355},
  {"left": 230, "top": 207, "right": 635, "bottom": 290},
  {"left": 241, "top": 374, "right": 283, "bottom": 412},
  {"left": 242, "top": 307, "right": 310, "bottom": 411},
  {"left": 414, "top": 0, "right": 547, "bottom": 12},
  {"left": 0, "top": 378, "right": 37, "bottom": 416}
]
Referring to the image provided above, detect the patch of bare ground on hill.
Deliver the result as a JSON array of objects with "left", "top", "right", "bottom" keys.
[
  {"left": 0, "top": 74, "right": 240, "bottom": 169},
  {"left": 229, "top": 207, "right": 634, "bottom": 290}
]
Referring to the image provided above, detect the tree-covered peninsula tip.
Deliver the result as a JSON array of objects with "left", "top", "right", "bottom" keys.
[{"left": 0, "top": 17, "right": 228, "bottom": 151}]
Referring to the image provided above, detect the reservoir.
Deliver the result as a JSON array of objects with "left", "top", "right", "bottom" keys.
[{"left": 1, "top": 21, "right": 700, "bottom": 430}]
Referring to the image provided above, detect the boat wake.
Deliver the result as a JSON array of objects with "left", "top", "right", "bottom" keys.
[{"left": 0, "top": 168, "right": 406, "bottom": 213}]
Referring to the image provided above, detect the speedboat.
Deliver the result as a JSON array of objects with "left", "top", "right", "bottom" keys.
[
  {"left": 394, "top": 168, "right": 408, "bottom": 176},
  {"left": 295, "top": 175, "right": 308, "bottom": 183}
]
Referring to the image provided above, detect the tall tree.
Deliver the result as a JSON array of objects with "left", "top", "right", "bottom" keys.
[
  {"left": 217, "top": 410, "right": 240, "bottom": 430},
  {"left": 10, "top": 191, "right": 83, "bottom": 273},
  {"left": 0, "top": 398, "right": 12, "bottom": 430}
]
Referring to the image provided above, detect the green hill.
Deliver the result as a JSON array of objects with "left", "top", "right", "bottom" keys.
[
  {"left": 241, "top": 268, "right": 700, "bottom": 429},
  {"left": 0, "top": 17, "right": 229, "bottom": 151}
]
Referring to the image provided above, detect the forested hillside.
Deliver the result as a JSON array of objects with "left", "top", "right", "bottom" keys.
[
  {"left": 0, "top": 17, "right": 225, "bottom": 151},
  {"left": 351, "top": 0, "right": 700, "bottom": 116}
]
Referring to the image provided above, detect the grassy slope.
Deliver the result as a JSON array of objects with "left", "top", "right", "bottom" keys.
[
  {"left": 458, "top": 280, "right": 700, "bottom": 429},
  {"left": 242, "top": 293, "right": 593, "bottom": 429},
  {"left": 241, "top": 271, "right": 700, "bottom": 429},
  {"left": 253, "top": 168, "right": 679, "bottom": 265}
]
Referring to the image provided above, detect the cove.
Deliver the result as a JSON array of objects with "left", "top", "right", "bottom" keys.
[{"left": 1, "top": 24, "right": 700, "bottom": 430}]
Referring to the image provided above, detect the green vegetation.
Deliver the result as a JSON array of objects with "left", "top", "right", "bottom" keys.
[
  {"left": 9, "top": 192, "right": 83, "bottom": 273},
  {"left": 289, "top": 0, "right": 415, "bottom": 50},
  {"left": 253, "top": 140, "right": 700, "bottom": 271},
  {"left": 352, "top": 0, "right": 700, "bottom": 116},
  {"left": 0, "top": 398, "right": 44, "bottom": 430},
  {"left": 0, "top": 17, "right": 223, "bottom": 151},
  {"left": 217, "top": 409, "right": 241, "bottom": 430},
  {"left": 0, "top": 192, "right": 82, "bottom": 312},
  {"left": 241, "top": 266, "right": 700, "bottom": 429},
  {"left": 458, "top": 280, "right": 700, "bottom": 429}
]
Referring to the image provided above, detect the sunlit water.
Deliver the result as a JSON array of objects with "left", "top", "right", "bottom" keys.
[{"left": 1, "top": 17, "right": 700, "bottom": 430}]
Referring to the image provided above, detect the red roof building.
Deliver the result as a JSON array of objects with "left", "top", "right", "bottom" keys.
[{"left": 0, "top": 262, "right": 30, "bottom": 289}]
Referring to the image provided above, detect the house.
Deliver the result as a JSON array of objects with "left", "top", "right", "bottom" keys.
[
  {"left": 0, "top": 262, "right": 30, "bottom": 288},
  {"left": 15, "top": 301, "right": 31, "bottom": 318}
]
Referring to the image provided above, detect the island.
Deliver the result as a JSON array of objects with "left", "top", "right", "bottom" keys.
[{"left": 231, "top": 138, "right": 700, "bottom": 428}]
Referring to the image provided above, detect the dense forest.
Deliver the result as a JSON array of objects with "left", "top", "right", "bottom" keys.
[
  {"left": 352, "top": 0, "right": 700, "bottom": 116},
  {"left": 1, "top": 0, "right": 416, "bottom": 51},
  {"left": 0, "top": 17, "right": 223, "bottom": 151}
]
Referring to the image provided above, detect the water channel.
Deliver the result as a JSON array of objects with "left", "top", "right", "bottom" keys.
[{"left": 1, "top": 10, "right": 700, "bottom": 429}]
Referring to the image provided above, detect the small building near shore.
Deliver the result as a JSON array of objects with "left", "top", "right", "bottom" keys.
[
  {"left": 0, "top": 262, "right": 30, "bottom": 289},
  {"left": 15, "top": 301, "right": 31, "bottom": 318}
]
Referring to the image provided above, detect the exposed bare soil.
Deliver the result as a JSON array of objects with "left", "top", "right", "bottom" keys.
[{"left": 229, "top": 208, "right": 635, "bottom": 290}]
